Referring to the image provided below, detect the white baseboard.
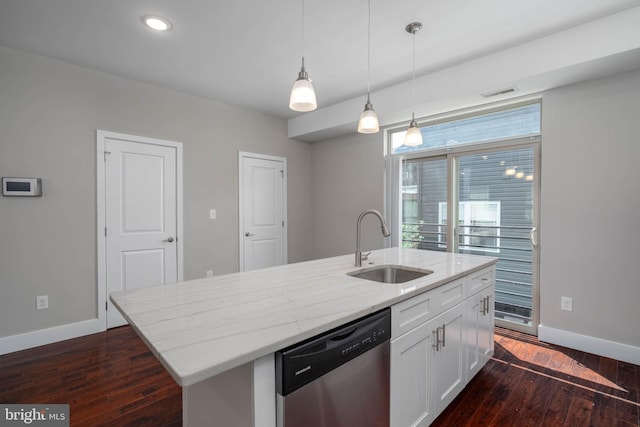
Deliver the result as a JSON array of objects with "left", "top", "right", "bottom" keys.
[
  {"left": 538, "top": 325, "right": 640, "bottom": 365},
  {"left": 0, "top": 319, "right": 104, "bottom": 356}
]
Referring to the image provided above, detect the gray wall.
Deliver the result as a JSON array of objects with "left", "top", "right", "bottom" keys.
[
  {"left": 309, "top": 70, "right": 640, "bottom": 351},
  {"left": 310, "top": 132, "right": 387, "bottom": 259},
  {"left": 0, "top": 46, "right": 313, "bottom": 338},
  {"left": 540, "top": 69, "right": 640, "bottom": 348}
]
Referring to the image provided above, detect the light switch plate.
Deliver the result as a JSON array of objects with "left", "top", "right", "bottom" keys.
[{"left": 210, "top": 209, "right": 216, "bottom": 220}]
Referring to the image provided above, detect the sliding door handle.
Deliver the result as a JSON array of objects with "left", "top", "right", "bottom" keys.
[{"left": 529, "top": 227, "right": 538, "bottom": 248}]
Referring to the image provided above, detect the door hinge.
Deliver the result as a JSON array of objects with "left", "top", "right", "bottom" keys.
[
  {"left": 280, "top": 170, "right": 284, "bottom": 178},
  {"left": 105, "top": 227, "right": 107, "bottom": 237},
  {"left": 282, "top": 220, "right": 285, "bottom": 227},
  {"left": 103, "top": 151, "right": 111, "bottom": 162},
  {"left": 105, "top": 302, "right": 108, "bottom": 311}
]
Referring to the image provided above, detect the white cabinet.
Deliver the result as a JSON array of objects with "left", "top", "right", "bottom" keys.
[
  {"left": 466, "top": 284, "right": 495, "bottom": 380},
  {"left": 430, "top": 303, "right": 466, "bottom": 415},
  {"left": 390, "top": 322, "right": 436, "bottom": 427},
  {"left": 390, "top": 265, "right": 496, "bottom": 427}
]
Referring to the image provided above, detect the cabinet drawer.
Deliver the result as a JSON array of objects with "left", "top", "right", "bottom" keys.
[
  {"left": 392, "top": 276, "right": 467, "bottom": 338},
  {"left": 392, "top": 290, "right": 435, "bottom": 338},
  {"left": 468, "top": 265, "right": 495, "bottom": 296}
]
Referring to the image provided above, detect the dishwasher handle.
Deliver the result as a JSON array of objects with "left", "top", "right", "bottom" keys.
[{"left": 276, "top": 308, "right": 391, "bottom": 395}]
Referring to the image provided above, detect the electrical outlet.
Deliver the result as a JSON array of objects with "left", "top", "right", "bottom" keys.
[
  {"left": 560, "top": 296, "right": 572, "bottom": 312},
  {"left": 36, "top": 295, "right": 48, "bottom": 310},
  {"left": 206, "top": 270, "right": 214, "bottom": 278}
]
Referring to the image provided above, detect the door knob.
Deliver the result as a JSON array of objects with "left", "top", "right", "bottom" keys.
[
  {"left": 245, "top": 232, "right": 255, "bottom": 237},
  {"left": 163, "top": 237, "right": 175, "bottom": 243}
]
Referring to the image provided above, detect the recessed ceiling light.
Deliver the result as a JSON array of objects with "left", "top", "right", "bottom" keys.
[{"left": 143, "top": 16, "right": 172, "bottom": 31}]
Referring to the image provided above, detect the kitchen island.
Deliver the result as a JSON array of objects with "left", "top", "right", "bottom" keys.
[{"left": 110, "top": 247, "right": 496, "bottom": 426}]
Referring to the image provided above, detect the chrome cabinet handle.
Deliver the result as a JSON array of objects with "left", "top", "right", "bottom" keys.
[
  {"left": 481, "top": 295, "right": 491, "bottom": 316},
  {"left": 432, "top": 324, "right": 446, "bottom": 351},
  {"left": 163, "top": 237, "right": 175, "bottom": 243},
  {"left": 441, "top": 323, "right": 446, "bottom": 348},
  {"left": 432, "top": 328, "right": 441, "bottom": 351},
  {"left": 245, "top": 232, "right": 255, "bottom": 237},
  {"left": 480, "top": 296, "right": 489, "bottom": 315}
]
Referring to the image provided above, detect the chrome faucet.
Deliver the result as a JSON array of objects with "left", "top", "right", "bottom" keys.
[{"left": 355, "top": 209, "right": 391, "bottom": 267}]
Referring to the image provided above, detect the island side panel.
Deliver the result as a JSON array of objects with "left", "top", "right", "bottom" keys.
[
  {"left": 183, "top": 361, "right": 253, "bottom": 426},
  {"left": 182, "top": 355, "right": 276, "bottom": 427}
]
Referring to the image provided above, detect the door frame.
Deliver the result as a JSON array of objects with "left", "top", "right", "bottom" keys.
[
  {"left": 96, "top": 130, "right": 184, "bottom": 330},
  {"left": 238, "top": 151, "right": 287, "bottom": 272}
]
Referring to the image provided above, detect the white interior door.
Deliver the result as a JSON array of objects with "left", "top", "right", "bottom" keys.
[
  {"left": 103, "top": 135, "right": 180, "bottom": 328},
  {"left": 239, "top": 153, "right": 287, "bottom": 272}
]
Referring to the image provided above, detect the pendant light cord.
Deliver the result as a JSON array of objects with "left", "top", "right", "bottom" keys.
[
  {"left": 411, "top": 27, "right": 416, "bottom": 122},
  {"left": 366, "top": 0, "right": 371, "bottom": 100},
  {"left": 300, "top": 0, "right": 305, "bottom": 66}
]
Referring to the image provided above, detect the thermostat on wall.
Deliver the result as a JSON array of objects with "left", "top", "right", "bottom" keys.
[{"left": 2, "top": 177, "right": 42, "bottom": 197}]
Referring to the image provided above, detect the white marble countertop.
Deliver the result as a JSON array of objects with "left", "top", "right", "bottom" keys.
[{"left": 110, "top": 247, "right": 496, "bottom": 386}]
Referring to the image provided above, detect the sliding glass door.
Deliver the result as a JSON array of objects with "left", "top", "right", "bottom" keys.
[
  {"left": 456, "top": 146, "right": 539, "bottom": 333},
  {"left": 401, "top": 144, "right": 540, "bottom": 334}
]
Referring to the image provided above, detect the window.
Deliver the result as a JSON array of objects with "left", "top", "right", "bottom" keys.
[{"left": 390, "top": 103, "right": 540, "bottom": 155}]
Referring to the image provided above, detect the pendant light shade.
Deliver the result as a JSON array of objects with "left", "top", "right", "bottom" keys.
[
  {"left": 405, "top": 116, "right": 422, "bottom": 147},
  {"left": 357, "top": 0, "right": 379, "bottom": 134},
  {"left": 404, "top": 22, "right": 423, "bottom": 147},
  {"left": 290, "top": 0, "right": 317, "bottom": 112},
  {"left": 358, "top": 98, "right": 379, "bottom": 133},
  {"left": 289, "top": 59, "right": 317, "bottom": 112}
]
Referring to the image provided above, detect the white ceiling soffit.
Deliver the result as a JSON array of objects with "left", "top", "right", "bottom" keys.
[
  {"left": 0, "top": 1, "right": 639, "bottom": 141},
  {"left": 289, "top": 5, "right": 640, "bottom": 141}
]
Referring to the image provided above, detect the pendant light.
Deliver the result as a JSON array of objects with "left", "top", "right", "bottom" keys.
[
  {"left": 357, "top": 0, "right": 379, "bottom": 134},
  {"left": 289, "top": 0, "right": 317, "bottom": 112},
  {"left": 404, "top": 22, "right": 423, "bottom": 147}
]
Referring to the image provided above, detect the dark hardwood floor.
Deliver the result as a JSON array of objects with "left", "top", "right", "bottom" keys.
[
  {"left": 0, "top": 326, "right": 638, "bottom": 426},
  {"left": 0, "top": 326, "right": 181, "bottom": 426},
  {"left": 434, "top": 328, "right": 640, "bottom": 426}
]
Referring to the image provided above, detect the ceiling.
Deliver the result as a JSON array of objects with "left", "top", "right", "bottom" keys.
[{"left": 2, "top": 0, "right": 640, "bottom": 138}]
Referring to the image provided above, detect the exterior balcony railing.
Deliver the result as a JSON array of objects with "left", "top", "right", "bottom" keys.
[{"left": 402, "top": 222, "right": 534, "bottom": 326}]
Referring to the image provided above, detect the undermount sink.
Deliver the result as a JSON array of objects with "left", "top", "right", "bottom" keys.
[{"left": 348, "top": 264, "right": 433, "bottom": 284}]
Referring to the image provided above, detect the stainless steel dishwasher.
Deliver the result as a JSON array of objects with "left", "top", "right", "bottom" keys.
[{"left": 275, "top": 308, "right": 391, "bottom": 427}]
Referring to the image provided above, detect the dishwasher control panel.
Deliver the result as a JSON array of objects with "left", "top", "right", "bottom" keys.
[
  {"left": 275, "top": 308, "right": 391, "bottom": 395},
  {"left": 340, "top": 326, "right": 387, "bottom": 356}
]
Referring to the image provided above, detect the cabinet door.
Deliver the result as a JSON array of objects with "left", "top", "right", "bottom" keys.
[
  {"left": 430, "top": 304, "right": 466, "bottom": 416},
  {"left": 390, "top": 323, "right": 435, "bottom": 427},
  {"left": 466, "top": 285, "right": 495, "bottom": 380}
]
